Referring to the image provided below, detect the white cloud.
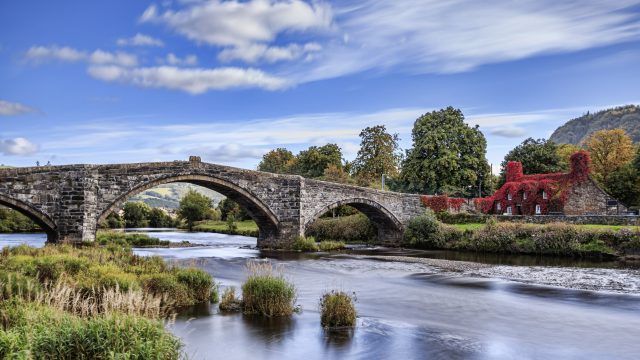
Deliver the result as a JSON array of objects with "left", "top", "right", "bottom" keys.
[
  {"left": 25, "top": 46, "right": 138, "bottom": 67},
  {"left": 490, "top": 126, "right": 527, "bottom": 138},
  {"left": 0, "top": 100, "right": 36, "bottom": 116},
  {"left": 218, "top": 42, "right": 321, "bottom": 63},
  {"left": 192, "top": 143, "right": 267, "bottom": 162},
  {"left": 116, "top": 33, "right": 164, "bottom": 47},
  {"left": 87, "top": 65, "right": 289, "bottom": 93},
  {"left": 0, "top": 137, "right": 39, "bottom": 156},
  {"left": 140, "top": 0, "right": 332, "bottom": 47},
  {"left": 165, "top": 53, "right": 198, "bottom": 66}
]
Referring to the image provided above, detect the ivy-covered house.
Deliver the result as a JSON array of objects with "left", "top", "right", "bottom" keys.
[{"left": 475, "top": 151, "right": 627, "bottom": 216}]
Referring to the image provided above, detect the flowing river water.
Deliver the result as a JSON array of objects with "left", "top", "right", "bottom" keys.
[{"left": 2, "top": 231, "right": 640, "bottom": 360}]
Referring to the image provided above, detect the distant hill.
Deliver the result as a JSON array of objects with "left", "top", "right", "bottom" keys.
[
  {"left": 129, "top": 183, "right": 224, "bottom": 209},
  {"left": 549, "top": 105, "right": 640, "bottom": 145}
]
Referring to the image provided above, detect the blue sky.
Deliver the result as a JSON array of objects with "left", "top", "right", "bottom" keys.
[{"left": 1, "top": 0, "right": 639, "bottom": 172}]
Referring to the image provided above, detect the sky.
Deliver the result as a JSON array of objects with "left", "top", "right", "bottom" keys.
[{"left": 1, "top": 0, "right": 639, "bottom": 173}]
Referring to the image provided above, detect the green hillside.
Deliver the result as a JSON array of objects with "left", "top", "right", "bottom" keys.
[
  {"left": 129, "top": 183, "right": 224, "bottom": 209},
  {"left": 550, "top": 105, "right": 640, "bottom": 145}
]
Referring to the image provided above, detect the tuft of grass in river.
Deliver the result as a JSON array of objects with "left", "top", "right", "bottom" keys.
[
  {"left": 291, "top": 236, "right": 319, "bottom": 252},
  {"left": 218, "top": 286, "right": 242, "bottom": 312},
  {"left": 318, "top": 240, "right": 346, "bottom": 251},
  {"left": 241, "top": 261, "right": 297, "bottom": 317},
  {"left": 319, "top": 290, "right": 357, "bottom": 328}
]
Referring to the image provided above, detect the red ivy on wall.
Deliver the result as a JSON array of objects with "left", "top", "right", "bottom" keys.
[
  {"left": 421, "top": 195, "right": 466, "bottom": 212},
  {"left": 474, "top": 151, "right": 592, "bottom": 215}
]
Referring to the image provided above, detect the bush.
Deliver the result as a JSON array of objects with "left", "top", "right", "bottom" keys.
[
  {"left": 403, "top": 210, "right": 444, "bottom": 249},
  {"left": 306, "top": 214, "right": 376, "bottom": 242},
  {"left": 242, "top": 261, "right": 296, "bottom": 317},
  {"left": 219, "top": 286, "right": 242, "bottom": 312},
  {"left": 319, "top": 290, "right": 357, "bottom": 328},
  {"left": 436, "top": 211, "right": 488, "bottom": 224},
  {"left": 318, "top": 240, "right": 346, "bottom": 251},
  {"left": 173, "top": 268, "right": 213, "bottom": 303},
  {"left": 0, "top": 302, "right": 182, "bottom": 359},
  {"left": 291, "top": 236, "right": 319, "bottom": 251}
]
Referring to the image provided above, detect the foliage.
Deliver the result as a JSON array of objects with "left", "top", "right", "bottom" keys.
[
  {"left": 218, "top": 198, "right": 250, "bottom": 221},
  {"left": 191, "top": 219, "right": 259, "bottom": 237},
  {"left": 550, "top": 104, "right": 640, "bottom": 145},
  {"left": 241, "top": 261, "right": 297, "bottom": 317},
  {"left": 0, "top": 208, "right": 40, "bottom": 233},
  {"left": 178, "top": 189, "right": 212, "bottom": 231},
  {"left": 604, "top": 163, "right": 640, "bottom": 208},
  {"left": 148, "top": 208, "right": 175, "bottom": 228},
  {"left": 400, "top": 107, "right": 490, "bottom": 195},
  {"left": 258, "top": 147, "right": 296, "bottom": 174},
  {"left": 583, "top": 128, "right": 635, "bottom": 183},
  {"left": 219, "top": 286, "right": 242, "bottom": 312},
  {"left": 0, "top": 301, "right": 182, "bottom": 359},
  {"left": 295, "top": 143, "right": 344, "bottom": 178},
  {"left": 351, "top": 125, "right": 401, "bottom": 184},
  {"left": 291, "top": 236, "right": 319, "bottom": 252},
  {"left": 403, "top": 210, "right": 443, "bottom": 249},
  {"left": 123, "top": 201, "right": 152, "bottom": 228},
  {"left": 499, "top": 138, "right": 563, "bottom": 186},
  {"left": 306, "top": 214, "right": 377, "bottom": 242},
  {"left": 319, "top": 290, "right": 357, "bottom": 328},
  {"left": 435, "top": 211, "right": 490, "bottom": 224},
  {"left": 318, "top": 240, "right": 346, "bottom": 251},
  {"left": 102, "top": 212, "right": 124, "bottom": 229},
  {"left": 96, "top": 232, "right": 171, "bottom": 247},
  {"left": 557, "top": 143, "right": 582, "bottom": 171},
  {"left": 321, "top": 163, "right": 353, "bottom": 184},
  {"left": 226, "top": 214, "right": 238, "bottom": 232}
]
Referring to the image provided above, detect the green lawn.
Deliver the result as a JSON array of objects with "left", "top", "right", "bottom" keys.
[
  {"left": 451, "top": 223, "right": 640, "bottom": 232},
  {"left": 193, "top": 219, "right": 259, "bottom": 236}
]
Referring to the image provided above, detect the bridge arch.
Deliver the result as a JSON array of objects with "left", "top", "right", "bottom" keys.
[
  {"left": 0, "top": 193, "right": 58, "bottom": 242},
  {"left": 97, "top": 174, "right": 280, "bottom": 244},
  {"left": 304, "top": 197, "right": 404, "bottom": 243}
]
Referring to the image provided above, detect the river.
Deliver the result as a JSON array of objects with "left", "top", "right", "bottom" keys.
[{"left": 2, "top": 231, "right": 640, "bottom": 360}]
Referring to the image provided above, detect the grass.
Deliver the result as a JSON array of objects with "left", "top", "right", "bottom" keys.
[
  {"left": 218, "top": 286, "right": 242, "bottom": 312},
  {"left": 96, "top": 231, "right": 194, "bottom": 247},
  {"left": 241, "top": 261, "right": 297, "bottom": 317},
  {"left": 319, "top": 290, "right": 357, "bottom": 328},
  {"left": 192, "top": 219, "right": 259, "bottom": 237},
  {"left": 319, "top": 240, "right": 346, "bottom": 251},
  {"left": 291, "top": 236, "right": 319, "bottom": 251},
  {"left": 451, "top": 223, "right": 640, "bottom": 232}
]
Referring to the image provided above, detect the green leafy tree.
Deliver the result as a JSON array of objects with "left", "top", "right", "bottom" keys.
[
  {"left": 321, "top": 164, "right": 352, "bottom": 184},
  {"left": 295, "top": 144, "right": 343, "bottom": 178},
  {"left": 604, "top": 164, "right": 640, "bottom": 208},
  {"left": 352, "top": 125, "right": 401, "bottom": 185},
  {"left": 258, "top": 148, "right": 296, "bottom": 174},
  {"left": 178, "top": 190, "right": 212, "bottom": 231},
  {"left": 400, "top": 107, "right": 490, "bottom": 195},
  {"left": 218, "top": 198, "right": 250, "bottom": 221},
  {"left": 584, "top": 128, "right": 635, "bottom": 183},
  {"left": 499, "top": 138, "right": 563, "bottom": 185},
  {"left": 556, "top": 143, "right": 582, "bottom": 171},
  {"left": 123, "top": 202, "right": 151, "bottom": 228},
  {"left": 148, "top": 208, "right": 175, "bottom": 228},
  {"left": 104, "top": 212, "right": 124, "bottom": 228}
]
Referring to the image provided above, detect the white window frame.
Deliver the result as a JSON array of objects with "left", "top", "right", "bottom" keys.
[
  {"left": 496, "top": 202, "right": 501, "bottom": 211},
  {"left": 523, "top": 192, "right": 527, "bottom": 200},
  {"left": 535, "top": 204, "right": 541, "bottom": 215},
  {"left": 507, "top": 206, "right": 512, "bottom": 215},
  {"left": 542, "top": 190, "right": 548, "bottom": 200},
  {"left": 507, "top": 193, "right": 512, "bottom": 201}
]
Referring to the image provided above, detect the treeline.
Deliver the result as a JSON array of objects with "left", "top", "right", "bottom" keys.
[
  {"left": 0, "top": 208, "right": 40, "bottom": 233},
  {"left": 101, "top": 190, "right": 251, "bottom": 230}
]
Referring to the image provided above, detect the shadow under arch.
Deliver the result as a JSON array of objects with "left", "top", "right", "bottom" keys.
[
  {"left": 97, "top": 174, "right": 280, "bottom": 244},
  {"left": 304, "top": 197, "right": 404, "bottom": 243},
  {"left": 0, "top": 193, "right": 58, "bottom": 242}
]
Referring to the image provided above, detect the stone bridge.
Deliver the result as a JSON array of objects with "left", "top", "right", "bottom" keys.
[{"left": 0, "top": 157, "right": 424, "bottom": 247}]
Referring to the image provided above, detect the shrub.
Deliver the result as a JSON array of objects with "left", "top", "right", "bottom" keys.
[
  {"left": 242, "top": 261, "right": 296, "bottom": 317},
  {"left": 78, "top": 264, "right": 140, "bottom": 292},
  {"left": 319, "top": 290, "right": 357, "bottom": 328},
  {"left": 318, "top": 240, "right": 346, "bottom": 251},
  {"left": 218, "top": 286, "right": 242, "bottom": 312},
  {"left": 0, "top": 302, "right": 182, "bottom": 359},
  {"left": 291, "top": 236, "right": 319, "bottom": 251},
  {"left": 173, "top": 268, "right": 213, "bottom": 303},
  {"left": 306, "top": 214, "right": 377, "bottom": 242},
  {"left": 141, "top": 273, "right": 192, "bottom": 306},
  {"left": 403, "top": 210, "right": 444, "bottom": 249}
]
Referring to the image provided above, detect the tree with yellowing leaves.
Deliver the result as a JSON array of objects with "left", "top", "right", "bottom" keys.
[{"left": 583, "top": 128, "right": 635, "bottom": 183}]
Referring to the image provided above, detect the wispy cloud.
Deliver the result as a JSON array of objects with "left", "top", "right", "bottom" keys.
[
  {"left": 164, "top": 53, "right": 198, "bottom": 66},
  {"left": 218, "top": 42, "right": 321, "bottom": 63},
  {"left": 26, "top": 46, "right": 138, "bottom": 67},
  {"left": 116, "top": 33, "right": 164, "bottom": 47},
  {"left": 490, "top": 126, "right": 527, "bottom": 138},
  {"left": 0, "top": 137, "right": 39, "bottom": 156},
  {"left": 0, "top": 100, "right": 36, "bottom": 116}
]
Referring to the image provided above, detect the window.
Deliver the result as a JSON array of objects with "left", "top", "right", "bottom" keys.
[
  {"left": 523, "top": 192, "right": 527, "bottom": 200},
  {"left": 535, "top": 204, "right": 541, "bottom": 214},
  {"left": 496, "top": 202, "right": 501, "bottom": 211},
  {"left": 507, "top": 193, "right": 512, "bottom": 201},
  {"left": 507, "top": 206, "right": 512, "bottom": 215},
  {"left": 542, "top": 191, "right": 548, "bottom": 200}
]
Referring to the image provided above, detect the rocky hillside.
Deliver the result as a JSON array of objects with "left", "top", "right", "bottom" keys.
[
  {"left": 550, "top": 105, "right": 640, "bottom": 145},
  {"left": 129, "top": 183, "right": 224, "bottom": 209}
]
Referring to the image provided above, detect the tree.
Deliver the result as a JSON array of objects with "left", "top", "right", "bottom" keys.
[
  {"left": 218, "top": 198, "right": 250, "bottom": 221},
  {"left": 351, "top": 125, "right": 401, "bottom": 184},
  {"left": 400, "top": 107, "right": 490, "bottom": 195},
  {"left": 321, "top": 164, "right": 352, "bottom": 184},
  {"left": 123, "top": 202, "right": 151, "bottom": 228},
  {"left": 104, "top": 212, "right": 124, "bottom": 228},
  {"left": 148, "top": 208, "right": 174, "bottom": 228},
  {"left": 556, "top": 143, "right": 581, "bottom": 171},
  {"left": 178, "top": 190, "right": 212, "bottom": 231},
  {"left": 604, "top": 164, "right": 640, "bottom": 208},
  {"left": 258, "top": 148, "right": 295, "bottom": 174},
  {"left": 583, "top": 128, "right": 635, "bottom": 183},
  {"left": 295, "top": 144, "right": 343, "bottom": 178},
  {"left": 500, "top": 138, "right": 563, "bottom": 185}
]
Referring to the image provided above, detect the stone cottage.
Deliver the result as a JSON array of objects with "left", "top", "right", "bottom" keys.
[{"left": 475, "top": 151, "right": 627, "bottom": 216}]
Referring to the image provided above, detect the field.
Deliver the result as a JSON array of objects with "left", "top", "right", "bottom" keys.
[{"left": 193, "top": 220, "right": 259, "bottom": 237}]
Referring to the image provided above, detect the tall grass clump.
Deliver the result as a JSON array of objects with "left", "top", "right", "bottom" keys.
[
  {"left": 320, "top": 290, "right": 357, "bottom": 328},
  {"left": 96, "top": 231, "right": 171, "bottom": 247},
  {"left": 291, "top": 236, "right": 319, "bottom": 252},
  {"left": 218, "top": 286, "right": 242, "bottom": 312},
  {"left": 241, "top": 261, "right": 297, "bottom": 317},
  {"left": 318, "top": 240, "right": 346, "bottom": 251}
]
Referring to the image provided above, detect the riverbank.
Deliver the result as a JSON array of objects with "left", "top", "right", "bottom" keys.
[{"left": 190, "top": 220, "right": 259, "bottom": 237}]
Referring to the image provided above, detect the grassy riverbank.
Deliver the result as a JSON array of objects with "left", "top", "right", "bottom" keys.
[
  {"left": 0, "top": 234, "right": 217, "bottom": 358},
  {"left": 191, "top": 220, "right": 259, "bottom": 237}
]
